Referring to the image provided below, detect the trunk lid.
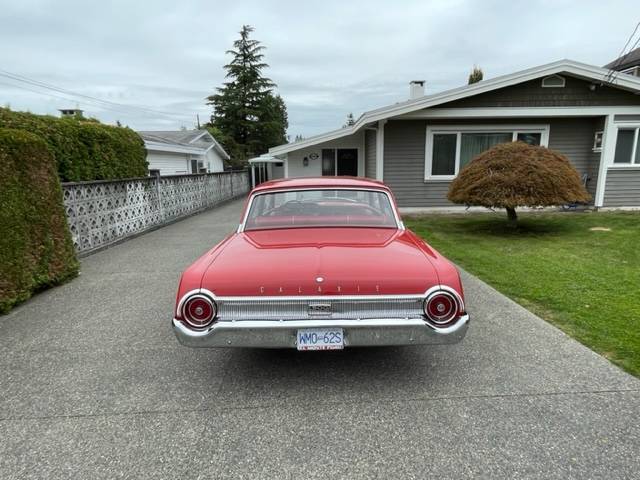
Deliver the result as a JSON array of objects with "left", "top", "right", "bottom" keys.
[{"left": 201, "top": 228, "right": 439, "bottom": 296}]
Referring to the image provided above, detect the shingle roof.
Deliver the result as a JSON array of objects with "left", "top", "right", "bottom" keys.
[
  {"left": 137, "top": 130, "right": 205, "bottom": 146},
  {"left": 137, "top": 129, "right": 230, "bottom": 160},
  {"left": 604, "top": 47, "right": 640, "bottom": 71}
]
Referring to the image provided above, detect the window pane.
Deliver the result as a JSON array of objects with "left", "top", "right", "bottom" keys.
[
  {"left": 516, "top": 132, "right": 542, "bottom": 145},
  {"left": 614, "top": 130, "right": 635, "bottom": 163},
  {"left": 245, "top": 189, "right": 397, "bottom": 230},
  {"left": 432, "top": 134, "right": 456, "bottom": 175},
  {"left": 322, "top": 149, "right": 335, "bottom": 175},
  {"left": 460, "top": 133, "right": 511, "bottom": 168}
]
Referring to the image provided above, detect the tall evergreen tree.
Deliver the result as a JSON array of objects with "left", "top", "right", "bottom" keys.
[
  {"left": 468, "top": 65, "right": 484, "bottom": 84},
  {"left": 256, "top": 93, "right": 288, "bottom": 149},
  {"left": 207, "top": 25, "right": 288, "bottom": 165},
  {"left": 343, "top": 112, "right": 355, "bottom": 128}
]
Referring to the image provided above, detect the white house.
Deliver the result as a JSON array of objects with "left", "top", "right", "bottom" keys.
[{"left": 138, "top": 129, "right": 230, "bottom": 176}]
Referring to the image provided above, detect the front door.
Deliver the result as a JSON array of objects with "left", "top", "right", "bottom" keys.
[
  {"left": 321, "top": 148, "right": 359, "bottom": 176},
  {"left": 337, "top": 149, "right": 358, "bottom": 176}
]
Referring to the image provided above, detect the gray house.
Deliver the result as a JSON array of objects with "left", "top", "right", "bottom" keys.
[{"left": 262, "top": 59, "right": 640, "bottom": 209}]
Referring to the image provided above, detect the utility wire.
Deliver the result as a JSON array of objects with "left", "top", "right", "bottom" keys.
[
  {"left": 605, "top": 20, "right": 640, "bottom": 83},
  {"left": 0, "top": 69, "right": 196, "bottom": 121},
  {"left": 0, "top": 68, "right": 194, "bottom": 119},
  {"left": 0, "top": 78, "right": 196, "bottom": 123},
  {"left": 610, "top": 33, "right": 640, "bottom": 83}
]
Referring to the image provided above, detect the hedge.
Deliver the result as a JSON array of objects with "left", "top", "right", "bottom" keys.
[
  {"left": 0, "top": 129, "right": 79, "bottom": 313},
  {"left": 0, "top": 108, "right": 147, "bottom": 182}
]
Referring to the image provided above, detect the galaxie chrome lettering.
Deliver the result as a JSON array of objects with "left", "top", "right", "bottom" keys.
[{"left": 257, "top": 284, "right": 382, "bottom": 295}]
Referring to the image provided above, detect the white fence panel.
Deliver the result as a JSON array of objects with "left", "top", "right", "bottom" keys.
[{"left": 62, "top": 171, "right": 249, "bottom": 255}]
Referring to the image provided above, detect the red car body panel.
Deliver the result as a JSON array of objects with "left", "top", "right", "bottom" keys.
[
  {"left": 174, "top": 177, "right": 465, "bottom": 321},
  {"left": 200, "top": 228, "right": 441, "bottom": 296}
]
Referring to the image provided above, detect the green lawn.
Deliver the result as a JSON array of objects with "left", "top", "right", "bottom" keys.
[{"left": 404, "top": 211, "right": 640, "bottom": 377}]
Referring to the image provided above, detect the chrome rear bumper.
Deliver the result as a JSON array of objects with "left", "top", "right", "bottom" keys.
[{"left": 172, "top": 315, "right": 469, "bottom": 348}]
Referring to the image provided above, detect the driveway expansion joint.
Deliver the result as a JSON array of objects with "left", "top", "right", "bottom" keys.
[{"left": 1, "top": 387, "right": 638, "bottom": 424}]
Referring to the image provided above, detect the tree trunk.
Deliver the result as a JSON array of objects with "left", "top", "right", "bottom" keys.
[{"left": 505, "top": 207, "right": 518, "bottom": 227}]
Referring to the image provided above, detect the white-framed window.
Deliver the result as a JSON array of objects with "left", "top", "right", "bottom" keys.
[
  {"left": 621, "top": 66, "right": 640, "bottom": 77},
  {"left": 541, "top": 75, "right": 566, "bottom": 88},
  {"left": 613, "top": 126, "right": 640, "bottom": 165},
  {"left": 593, "top": 131, "right": 603, "bottom": 152},
  {"left": 424, "top": 125, "right": 550, "bottom": 180}
]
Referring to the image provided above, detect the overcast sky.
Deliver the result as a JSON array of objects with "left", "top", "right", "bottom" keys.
[{"left": 0, "top": 0, "right": 637, "bottom": 138}]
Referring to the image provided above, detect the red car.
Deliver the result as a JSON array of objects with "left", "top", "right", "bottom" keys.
[{"left": 172, "top": 177, "right": 469, "bottom": 350}]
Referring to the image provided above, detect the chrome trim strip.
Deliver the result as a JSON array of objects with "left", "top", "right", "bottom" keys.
[
  {"left": 237, "top": 187, "right": 404, "bottom": 233},
  {"left": 180, "top": 287, "right": 460, "bottom": 303},
  {"left": 174, "top": 285, "right": 465, "bottom": 328},
  {"left": 215, "top": 294, "right": 425, "bottom": 301}
]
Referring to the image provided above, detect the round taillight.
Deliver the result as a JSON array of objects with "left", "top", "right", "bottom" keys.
[
  {"left": 183, "top": 295, "right": 217, "bottom": 329},
  {"left": 424, "top": 291, "right": 459, "bottom": 325}
]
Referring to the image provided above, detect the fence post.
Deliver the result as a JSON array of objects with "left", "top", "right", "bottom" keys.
[{"left": 155, "top": 175, "right": 165, "bottom": 222}]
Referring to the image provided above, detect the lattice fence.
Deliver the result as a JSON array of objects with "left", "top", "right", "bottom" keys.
[{"left": 62, "top": 171, "right": 249, "bottom": 255}]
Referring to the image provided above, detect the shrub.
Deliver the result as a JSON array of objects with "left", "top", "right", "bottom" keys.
[
  {"left": 0, "top": 129, "right": 79, "bottom": 313},
  {"left": 448, "top": 142, "right": 591, "bottom": 225},
  {"left": 0, "top": 107, "right": 147, "bottom": 181}
]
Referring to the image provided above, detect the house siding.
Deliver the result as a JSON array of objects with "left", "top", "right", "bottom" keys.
[
  {"left": 383, "top": 120, "right": 454, "bottom": 207},
  {"left": 439, "top": 75, "right": 640, "bottom": 108},
  {"left": 603, "top": 169, "right": 640, "bottom": 206},
  {"left": 285, "top": 132, "right": 365, "bottom": 178},
  {"left": 364, "top": 129, "right": 377, "bottom": 178},
  {"left": 547, "top": 117, "right": 603, "bottom": 199},
  {"left": 146, "top": 151, "right": 190, "bottom": 175},
  {"left": 383, "top": 118, "right": 603, "bottom": 208},
  {"left": 204, "top": 148, "right": 225, "bottom": 173}
]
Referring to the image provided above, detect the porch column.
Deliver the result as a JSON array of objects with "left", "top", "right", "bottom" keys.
[
  {"left": 594, "top": 114, "right": 615, "bottom": 207},
  {"left": 375, "top": 120, "right": 387, "bottom": 181},
  {"left": 251, "top": 164, "right": 256, "bottom": 188}
]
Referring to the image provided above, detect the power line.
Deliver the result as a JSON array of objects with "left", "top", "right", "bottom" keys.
[
  {"left": 605, "top": 20, "right": 640, "bottom": 83},
  {"left": 0, "top": 69, "right": 197, "bottom": 121},
  {"left": 0, "top": 78, "right": 195, "bottom": 122},
  {"left": 0, "top": 68, "right": 195, "bottom": 119},
  {"left": 610, "top": 33, "right": 640, "bottom": 83}
]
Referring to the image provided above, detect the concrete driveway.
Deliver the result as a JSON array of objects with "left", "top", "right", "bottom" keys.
[{"left": 1, "top": 199, "right": 639, "bottom": 479}]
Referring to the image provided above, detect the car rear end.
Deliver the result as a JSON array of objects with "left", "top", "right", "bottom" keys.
[{"left": 173, "top": 286, "right": 469, "bottom": 350}]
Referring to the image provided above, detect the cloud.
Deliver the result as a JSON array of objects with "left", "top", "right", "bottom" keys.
[{"left": 0, "top": 0, "right": 636, "bottom": 138}]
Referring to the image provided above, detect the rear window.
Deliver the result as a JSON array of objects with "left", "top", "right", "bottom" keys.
[{"left": 244, "top": 189, "right": 398, "bottom": 231}]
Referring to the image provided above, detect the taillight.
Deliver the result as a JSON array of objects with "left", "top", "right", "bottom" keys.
[
  {"left": 423, "top": 290, "right": 460, "bottom": 326},
  {"left": 182, "top": 295, "right": 217, "bottom": 329}
]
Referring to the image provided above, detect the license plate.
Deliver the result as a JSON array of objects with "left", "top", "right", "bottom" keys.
[{"left": 296, "top": 328, "right": 344, "bottom": 351}]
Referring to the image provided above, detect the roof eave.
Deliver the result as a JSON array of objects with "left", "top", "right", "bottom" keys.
[
  {"left": 144, "top": 141, "right": 205, "bottom": 155},
  {"left": 269, "top": 59, "right": 640, "bottom": 156}
]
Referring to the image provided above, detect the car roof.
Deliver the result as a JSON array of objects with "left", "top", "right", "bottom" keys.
[{"left": 251, "top": 176, "right": 390, "bottom": 193}]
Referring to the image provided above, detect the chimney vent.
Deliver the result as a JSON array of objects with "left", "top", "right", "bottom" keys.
[{"left": 409, "top": 80, "right": 425, "bottom": 99}]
